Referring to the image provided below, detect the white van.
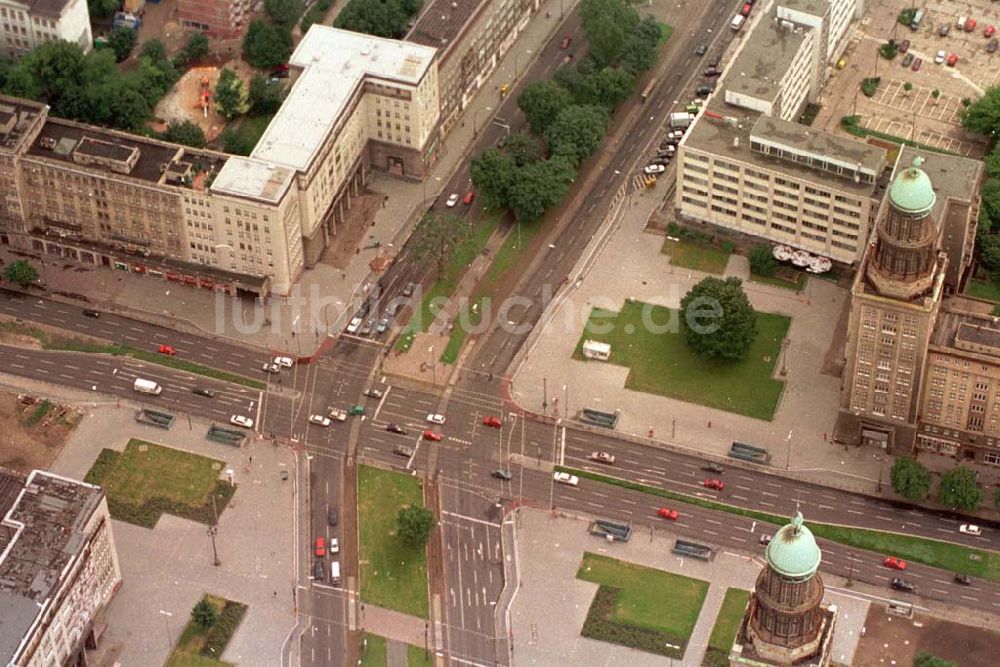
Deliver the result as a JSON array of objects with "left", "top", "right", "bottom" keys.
[
  {"left": 329, "top": 561, "right": 341, "bottom": 586},
  {"left": 133, "top": 378, "right": 162, "bottom": 395},
  {"left": 731, "top": 15, "right": 745, "bottom": 31}
]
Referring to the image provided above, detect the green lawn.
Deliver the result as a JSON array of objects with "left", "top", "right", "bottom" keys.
[
  {"left": 577, "top": 552, "right": 707, "bottom": 656},
  {"left": 228, "top": 114, "right": 273, "bottom": 154},
  {"left": 84, "top": 439, "right": 235, "bottom": 528},
  {"left": 165, "top": 594, "right": 246, "bottom": 667},
  {"left": 750, "top": 269, "right": 807, "bottom": 293},
  {"left": 358, "top": 465, "right": 429, "bottom": 618},
  {"left": 360, "top": 633, "right": 387, "bottom": 667},
  {"left": 703, "top": 588, "right": 751, "bottom": 667},
  {"left": 657, "top": 22, "right": 674, "bottom": 45},
  {"left": 662, "top": 238, "right": 732, "bottom": 274},
  {"left": 407, "top": 643, "right": 433, "bottom": 666},
  {"left": 966, "top": 278, "right": 1000, "bottom": 303},
  {"left": 573, "top": 300, "right": 789, "bottom": 420},
  {"left": 559, "top": 466, "right": 1000, "bottom": 582}
]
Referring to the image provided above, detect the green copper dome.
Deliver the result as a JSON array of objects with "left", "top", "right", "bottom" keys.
[
  {"left": 765, "top": 511, "right": 821, "bottom": 579},
  {"left": 889, "top": 155, "right": 936, "bottom": 216}
]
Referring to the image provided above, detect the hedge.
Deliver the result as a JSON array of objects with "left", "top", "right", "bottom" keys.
[
  {"left": 201, "top": 599, "right": 248, "bottom": 658},
  {"left": 581, "top": 586, "right": 685, "bottom": 659}
]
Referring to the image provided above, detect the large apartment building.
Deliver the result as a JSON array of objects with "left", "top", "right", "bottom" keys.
[
  {"left": 0, "top": 0, "right": 91, "bottom": 58},
  {"left": 0, "top": 469, "right": 122, "bottom": 666},
  {"left": 0, "top": 27, "right": 441, "bottom": 295},
  {"left": 176, "top": 0, "right": 254, "bottom": 38},
  {"left": 407, "top": 0, "right": 535, "bottom": 134},
  {"left": 677, "top": 0, "right": 878, "bottom": 264}
]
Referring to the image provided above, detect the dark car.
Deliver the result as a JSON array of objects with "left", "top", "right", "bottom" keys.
[
  {"left": 890, "top": 577, "right": 915, "bottom": 592},
  {"left": 901, "top": 53, "right": 914, "bottom": 68},
  {"left": 192, "top": 387, "right": 216, "bottom": 398},
  {"left": 82, "top": 309, "right": 100, "bottom": 318},
  {"left": 899, "top": 39, "right": 910, "bottom": 53},
  {"left": 701, "top": 463, "right": 724, "bottom": 474},
  {"left": 703, "top": 67, "right": 722, "bottom": 77},
  {"left": 386, "top": 423, "right": 407, "bottom": 435},
  {"left": 270, "top": 68, "right": 290, "bottom": 79},
  {"left": 954, "top": 573, "right": 972, "bottom": 585},
  {"left": 989, "top": 38, "right": 999, "bottom": 54},
  {"left": 314, "top": 560, "right": 324, "bottom": 580},
  {"left": 393, "top": 444, "right": 415, "bottom": 458},
  {"left": 492, "top": 469, "right": 513, "bottom": 481},
  {"left": 328, "top": 508, "right": 339, "bottom": 526},
  {"left": 695, "top": 44, "right": 707, "bottom": 56}
]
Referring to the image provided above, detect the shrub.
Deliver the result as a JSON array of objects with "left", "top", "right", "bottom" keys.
[
  {"left": 748, "top": 244, "right": 777, "bottom": 277},
  {"left": 861, "top": 77, "right": 881, "bottom": 97},
  {"left": 201, "top": 600, "right": 247, "bottom": 657},
  {"left": 580, "top": 586, "right": 684, "bottom": 658}
]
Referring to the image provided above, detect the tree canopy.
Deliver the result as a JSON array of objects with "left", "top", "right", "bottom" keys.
[
  {"left": 264, "top": 0, "right": 306, "bottom": 27},
  {"left": 890, "top": 457, "right": 931, "bottom": 500},
  {"left": 961, "top": 86, "right": 1000, "bottom": 136},
  {"left": 503, "top": 132, "right": 542, "bottom": 167},
  {"left": 936, "top": 465, "right": 981, "bottom": 510},
  {"left": 470, "top": 148, "right": 517, "bottom": 210},
  {"left": 191, "top": 599, "right": 218, "bottom": 628},
  {"left": 175, "top": 33, "right": 210, "bottom": 68},
  {"left": 914, "top": 652, "right": 958, "bottom": 667},
  {"left": 507, "top": 156, "right": 575, "bottom": 222},
  {"left": 580, "top": 0, "right": 640, "bottom": 67},
  {"left": 106, "top": 28, "right": 138, "bottom": 63},
  {"left": 748, "top": 244, "right": 778, "bottom": 277},
  {"left": 248, "top": 75, "right": 285, "bottom": 115},
  {"left": 88, "top": 0, "right": 119, "bottom": 19},
  {"left": 517, "top": 80, "right": 574, "bottom": 135},
  {"left": 242, "top": 20, "right": 294, "bottom": 70},
  {"left": 544, "top": 104, "right": 609, "bottom": 166},
  {"left": 410, "top": 212, "right": 471, "bottom": 277},
  {"left": 680, "top": 277, "right": 758, "bottom": 360},
  {"left": 214, "top": 68, "right": 249, "bottom": 120},
  {"left": 396, "top": 505, "right": 436, "bottom": 548},
  {"left": 164, "top": 120, "right": 207, "bottom": 148},
  {"left": 334, "top": 0, "right": 422, "bottom": 39},
  {"left": 2, "top": 260, "right": 38, "bottom": 288}
]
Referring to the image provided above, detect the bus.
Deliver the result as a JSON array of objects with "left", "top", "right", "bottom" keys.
[{"left": 640, "top": 78, "right": 656, "bottom": 102}]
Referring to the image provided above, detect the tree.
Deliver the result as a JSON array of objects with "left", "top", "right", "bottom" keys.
[
  {"left": 248, "top": 74, "right": 285, "bottom": 115},
  {"left": 979, "top": 178, "right": 1000, "bottom": 231},
  {"left": 264, "top": 0, "right": 305, "bottom": 27},
  {"left": 191, "top": 599, "right": 218, "bottom": 628},
  {"left": 902, "top": 81, "right": 913, "bottom": 96},
  {"left": 679, "top": 277, "right": 758, "bottom": 361},
  {"left": 507, "top": 156, "right": 575, "bottom": 222},
  {"left": 748, "top": 244, "right": 778, "bottom": 277},
  {"left": 470, "top": 147, "right": 517, "bottom": 210},
  {"left": 184, "top": 33, "right": 210, "bottom": 63},
  {"left": 334, "top": 0, "right": 411, "bottom": 39},
  {"left": 107, "top": 28, "right": 137, "bottom": 63},
  {"left": 931, "top": 89, "right": 941, "bottom": 104},
  {"left": 619, "top": 15, "right": 660, "bottom": 76},
  {"left": 579, "top": 0, "right": 639, "bottom": 67},
  {"left": 410, "top": 212, "right": 470, "bottom": 277},
  {"left": 88, "top": 0, "right": 120, "bottom": 18},
  {"left": 396, "top": 505, "right": 435, "bottom": 548},
  {"left": 937, "top": 465, "right": 981, "bottom": 510},
  {"left": 544, "top": 104, "right": 609, "bottom": 166},
  {"left": 994, "top": 487, "right": 1000, "bottom": 511},
  {"left": 2, "top": 260, "right": 38, "bottom": 288},
  {"left": 502, "top": 132, "right": 542, "bottom": 167},
  {"left": 221, "top": 126, "right": 255, "bottom": 155},
  {"left": 914, "top": 652, "right": 957, "bottom": 667},
  {"left": 214, "top": 68, "right": 249, "bottom": 119},
  {"left": 978, "top": 232, "right": 1000, "bottom": 275},
  {"left": 889, "top": 457, "right": 931, "bottom": 500},
  {"left": 517, "top": 80, "right": 574, "bottom": 135},
  {"left": 961, "top": 86, "right": 1000, "bottom": 136},
  {"left": 164, "top": 120, "right": 206, "bottom": 147},
  {"left": 879, "top": 40, "right": 898, "bottom": 60},
  {"left": 556, "top": 64, "right": 634, "bottom": 109},
  {"left": 242, "top": 20, "right": 293, "bottom": 70}
]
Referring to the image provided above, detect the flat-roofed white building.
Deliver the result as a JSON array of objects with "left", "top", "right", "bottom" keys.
[{"left": 0, "top": 0, "right": 92, "bottom": 58}]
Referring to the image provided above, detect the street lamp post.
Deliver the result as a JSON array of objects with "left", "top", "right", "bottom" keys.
[
  {"left": 209, "top": 494, "right": 221, "bottom": 566},
  {"left": 428, "top": 346, "right": 436, "bottom": 385},
  {"left": 158, "top": 610, "right": 173, "bottom": 650},
  {"left": 473, "top": 106, "right": 493, "bottom": 137}
]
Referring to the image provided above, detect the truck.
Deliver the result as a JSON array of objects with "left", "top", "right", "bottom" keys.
[
  {"left": 669, "top": 112, "right": 694, "bottom": 129},
  {"left": 582, "top": 339, "right": 611, "bottom": 360},
  {"left": 329, "top": 561, "right": 341, "bottom": 586},
  {"left": 133, "top": 378, "right": 162, "bottom": 395},
  {"left": 731, "top": 15, "right": 745, "bottom": 31},
  {"left": 112, "top": 12, "right": 142, "bottom": 30}
]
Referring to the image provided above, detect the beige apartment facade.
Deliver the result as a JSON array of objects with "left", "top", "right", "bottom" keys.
[{"left": 0, "top": 0, "right": 92, "bottom": 58}]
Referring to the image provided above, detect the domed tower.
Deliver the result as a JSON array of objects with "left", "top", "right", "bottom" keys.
[
  {"left": 866, "top": 156, "right": 940, "bottom": 300},
  {"left": 732, "top": 512, "right": 837, "bottom": 665}
]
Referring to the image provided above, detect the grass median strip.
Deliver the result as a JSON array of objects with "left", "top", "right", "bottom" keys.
[
  {"left": 703, "top": 588, "right": 750, "bottom": 667},
  {"left": 556, "top": 465, "right": 1000, "bottom": 581}
]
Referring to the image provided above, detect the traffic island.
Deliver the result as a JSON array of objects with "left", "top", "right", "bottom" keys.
[
  {"left": 576, "top": 552, "right": 708, "bottom": 659},
  {"left": 165, "top": 594, "right": 247, "bottom": 667},
  {"left": 702, "top": 588, "right": 751, "bottom": 667}
]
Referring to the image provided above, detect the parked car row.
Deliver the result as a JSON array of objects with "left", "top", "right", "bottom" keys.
[{"left": 346, "top": 284, "right": 415, "bottom": 338}]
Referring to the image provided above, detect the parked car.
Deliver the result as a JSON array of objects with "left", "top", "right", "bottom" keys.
[
  {"left": 82, "top": 308, "right": 101, "bottom": 318},
  {"left": 315, "top": 537, "right": 326, "bottom": 557},
  {"left": 386, "top": 423, "right": 407, "bottom": 435},
  {"left": 703, "top": 67, "right": 722, "bottom": 77},
  {"left": 701, "top": 463, "right": 724, "bottom": 474},
  {"left": 650, "top": 157, "right": 670, "bottom": 166},
  {"left": 426, "top": 413, "right": 446, "bottom": 424},
  {"left": 657, "top": 507, "right": 679, "bottom": 520},
  {"left": 954, "top": 573, "right": 972, "bottom": 585},
  {"left": 959, "top": 524, "right": 982, "bottom": 536},
  {"left": 966, "top": 17, "right": 977, "bottom": 32},
  {"left": 393, "top": 444, "right": 414, "bottom": 458},
  {"left": 553, "top": 471, "right": 579, "bottom": 486},
  {"left": 644, "top": 164, "right": 666, "bottom": 175},
  {"left": 986, "top": 25, "right": 996, "bottom": 37},
  {"left": 328, "top": 408, "right": 347, "bottom": 422},
  {"left": 482, "top": 415, "right": 502, "bottom": 428},
  {"left": 890, "top": 577, "right": 915, "bottom": 592},
  {"left": 589, "top": 451, "right": 616, "bottom": 464},
  {"left": 939, "top": 23, "right": 950, "bottom": 37},
  {"left": 364, "top": 388, "right": 383, "bottom": 399},
  {"left": 309, "top": 414, "right": 331, "bottom": 427},
  {"left": 192, "top": 387, "right": 216, "bottom": 398},
  {"left": 329, "top": 538, "right": 339, "bottom": 554},
  {"left": 947, "top": 53, "right": 959, "bottom": 67},
  {"left": 346, "top": 316, "right": 362, "bottom": 333},
  {"left": 702, "top": 479, "right": 725, "bottom": 490},
  {"left": 695, "top": 44, "right": 707, "bottom": 56},
  {"left": 463, "top": 191, "right": 475, "bottom": 205},
  {"left": 559, "top": 35, "right": 572, "bottom": 49},
  {"left": 759, "top": 534, "right": 773, "bottom": 545},
  {"left": 899, "top": 39, "right": 910, "bottom": 53},
  {"left": 492, "top": 469, "right": 513, "bottom": 481},
  {"left": 274, "top": 356, "right": 294, "bottom": 368},
  {"left": 262, "top": 362, "right": 280, "bottom": 374},
  {"left": 883, "top": 556, "right": 907, "bottom": 570},
  {"left": 327, "top": 508, "right": 339, "bottom": 526},
  {"left": 230, "top": 415, "right": 254, "bottom": 429},
  {"left": 445, "top": 193, "right": 459, "bottom": 207},
  {"left": 740, "top": 2, "right": 751, "bottom": 16},
  {"left": 314, "top": 560, "right": 324, "bottom": 580},
  {"left": 349, "top": 405, "right": 366, "bottom": 416},
  {"left": 423, "top": 430, "right": 443, "bottom": 441},
  {"left": 402, "top": 282, "right": 416, "bottom": 297},
  {"left": 935, "top": 49, "right": 946, "bottom": 64},
  {"left": 157, "top": 344, "right": 176, "bottom": 356},
  {"left": 360, "top": 320, "right": 375, "bottom": 336},
  {"left": 902, "top": 53, "right": 914, "bottom": 67},
  {"left": 989, "top": 38, "right": 999, "bottom": 53},
  {"left": 912, "top": 57, "right": 923, "bottom": 71}
]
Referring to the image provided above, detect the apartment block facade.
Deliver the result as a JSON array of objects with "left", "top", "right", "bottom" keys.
[
  {"left": 0, "top": 27, "right": 441, "bottom": 296},
  {"left": 177, "top": 0, "right": 253, "bottom": 38},
  {"left": 0, "top": 469, "right": 122, "bottom": 666},
  {"left": 0, "top": 0, "right": 91, "bottom": 58},
  {"left": 408, "top": 0, "right": 536, "bottom": 134}
]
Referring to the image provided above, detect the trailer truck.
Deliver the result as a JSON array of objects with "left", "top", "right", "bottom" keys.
[{"left": 133, "top": 378, "right": 162, "bottom": 395}]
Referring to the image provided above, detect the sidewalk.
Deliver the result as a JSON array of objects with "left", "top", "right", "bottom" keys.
[
  {"left": 30, "top": 0, "right": 581, "bottom": 356},
  {"left": 361, "top": 604, "right": 428, "bottom": 646}
]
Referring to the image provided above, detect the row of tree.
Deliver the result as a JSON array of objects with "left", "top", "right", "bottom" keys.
[
  {"left": 334, "top": 0, "right": 423, "bottom": 39},
  {"left": 469, "top": 0, "right": 660, "bottom": 222},
  {"left": 890, "top": 458, "right": 989, "bottom": 510},
  {"left": 242, "top": 0, "right": 307, "bottom": 70},
  {"left": 961, "top": 90, "right": 1000, "bottom": 278}
]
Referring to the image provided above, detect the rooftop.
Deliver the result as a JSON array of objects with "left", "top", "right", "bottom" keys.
[
  {"left": 724, "top": 15, "right": 808, "bottom": 104},
  {"left": 245, "top": 26, "right": 437, "bottom": 178},
  {"left": 776, "top": 0, "right": 830, "bottom": 17},
  {"left": 0, "top": 470, "right": 105, "bottom": 664},
  {"left": 932, "top": 300, "right": 1000, "bottom": 355},
  {"left": 407, "top": 0, "right": 484, "bottom": 56},
  {"left": 210, "top": 157, "right": 295, "bottom": 205},
  {"left": 0, "top": 97, "right": 46, "bottom": 154},
  {"left": 765, "top": 511, "right": 821, "bottom": 579},
  {"left": 896, "top": 146, "right": 982, "bottom": 216},
  {"left": 22, "top": 0, "right": 74, "bottom": 18},
  {"left": 752, "top": 115, "right": 886, "bottom": 175},
  {"left": 888, "top": 155, "right": 936, "bottom": 215}
]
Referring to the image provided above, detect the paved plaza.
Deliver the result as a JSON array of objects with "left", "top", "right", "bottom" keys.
[
  {"left": 508, "top": 508, "right": 869, "bottom": 666},
  {"left": 48, "top": 401, "right": 298, "bottom": 667}
]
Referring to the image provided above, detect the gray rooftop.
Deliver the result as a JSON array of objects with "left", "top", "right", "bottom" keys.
[
  {"left": 724, "top": 16, "right": 808, "bottom": 104},
  {"left": 931, "top": 302, "right": 1000, "bottom": 354},
  {"left": 210, "top": 157, "right": 295, "bottom": 205},
  {"left": 24, "top": 0, "right": 75, "bottom": 18},
  {"left": 407, "top": 0, "right": 484, "bottom": 57},
  {"left": 0, "top": 470, "right": 104, "bottom": 665},
  {"left": 752, "top": 116, "right": 887, "bottom": 175},
  {"left": 776, "top": 0, "right": 830, "bottom": 18}
]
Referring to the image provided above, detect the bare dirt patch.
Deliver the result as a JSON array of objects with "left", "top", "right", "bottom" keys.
[
  {"left": 0, "top": 391, "right": 82, "bottom": 474},
  {"left": 153, "top": 60, "right": 257, "bottom": 142},
  {"left": 853, "top": 604, "right": 998, "bottom": 667},
  {"left": 317, "top": 190, "right": 387, "bottom": 270}
]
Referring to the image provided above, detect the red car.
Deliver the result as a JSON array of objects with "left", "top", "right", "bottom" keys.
[
  {"left": 158, "top": 344, "right": 177, "bottom": 356},
  {"left": 463, "top": 191, "right": 475, "bottom": 205},
  {"left": 315, "top": 537, "right": 326, "bottom": 557},
  {"left": 911, "top": 57, "right": 922, "bottom": 71},
  {"left": 423, "top": 430, "right": 443, "bottom": 441},
  {"left": 883, "top": 556, "right": 907, "bottom": 570},
  {"left": 966, "top": 18, "right": 977, "bottom": 32},
  {"left": 482, "top": 416, "right": 502, "bottom": 428},
  {"left": 702, "top": 479, "right": 724, "bottom": 490},
  {"left": 987, "top": 25, "right": 996, "bottom": 38},
  {"left": 559, "top": 35, "right": 572, "bottom": 49},
  {"left": 657, "top": 507, "right": 679, "bottom": 520},
  {"left": 947, "top": 53, "right": 959, "bottom": 67},
  {"left": 740, "top": 3, "right": 751, "bottom": 16},
  {"left": 899, "top": 39, "right": 910, "bottom": 53}
]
